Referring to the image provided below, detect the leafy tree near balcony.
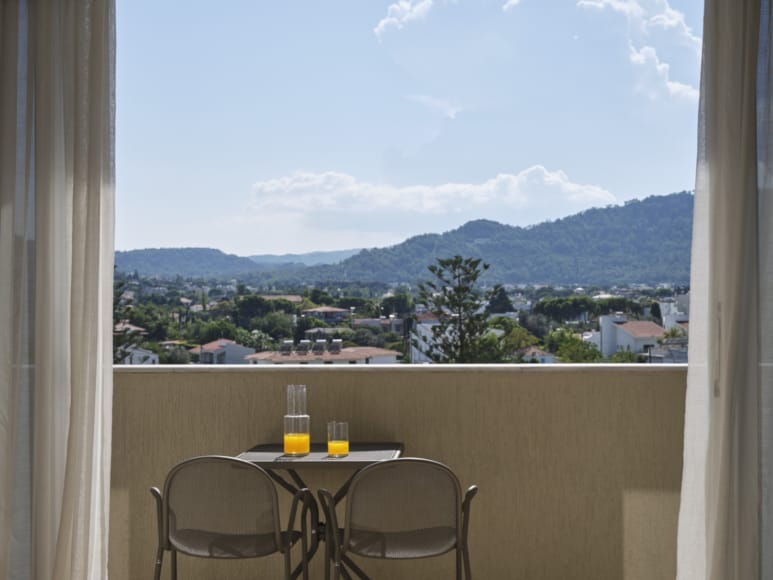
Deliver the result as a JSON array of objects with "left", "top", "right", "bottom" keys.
[
  {"left": 547, "top": 328, "right": 603, "bottom": 363},
  {"left": 488, "top": 316, "right": 539, "bottom": 360},
  {"left": 609, "top": 347, "right": 645, "bottom": 363},
  {"left": 415, "top": 255, "right": 501, "bottom": 363},
  {"left": 660, "top": 326, "right": 687, "bottom": 341}
]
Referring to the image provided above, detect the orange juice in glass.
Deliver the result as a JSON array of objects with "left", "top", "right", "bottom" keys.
[
  {"left": 284, "top": 432, "right": 310, "bottom": 455},
  {"left": 283, "top": 414, "right": 310, "bottom": 456},
  {"left": 327, "top": 421, "right": 349, "bottom": 458}
]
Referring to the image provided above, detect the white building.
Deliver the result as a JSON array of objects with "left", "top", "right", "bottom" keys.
[
  {"left": 122, "top": 346, "right": 159, "bottom": 365},
  {"left": 599, "top": 314, "right": 665, "bottom": 358},
  {"left": 522, "top": 347, "right": 555, "bottom": 364},
  {"left": 190, "top": 338, "right": 255, "bottom": 364},
  {"left": 410, "top": 312, "right": 440, "bottom": 363},
  {"left": 659, "top": 299, "right": 690, "bottom": 331}
]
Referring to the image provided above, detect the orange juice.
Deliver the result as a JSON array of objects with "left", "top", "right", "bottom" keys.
[
  {"left": 283, "top": 433, "right": 310, "bottom": 455},
  {"left": 327, "top": 440, "right": 349, "bottom": 457}
]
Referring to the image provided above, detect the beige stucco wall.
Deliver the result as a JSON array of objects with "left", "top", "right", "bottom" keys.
[{"left": 110, "top": 364, "right": 686, "bottom": 580}]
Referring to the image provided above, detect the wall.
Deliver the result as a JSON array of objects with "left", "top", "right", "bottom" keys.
[{"left": 111, "top": 364, "right": 686, "bottom": 580}]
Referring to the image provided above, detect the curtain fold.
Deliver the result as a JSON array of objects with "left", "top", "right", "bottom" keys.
[
  {"left": 0, "top": 1, "right": 115, "bottom": 579},
  {"left": 677, "top": 0, "right": 769, "bottom": 578},
  {"left": 757, "top": 0, "right": 773, "bottom": 577}
]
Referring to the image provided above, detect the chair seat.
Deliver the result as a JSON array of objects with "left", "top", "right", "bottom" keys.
[
  {"left": 348, "top": 526, "right": 457, "bottom": 559},
  {"left": 171, "top": 528, "right": 302, "bottom": 558}
]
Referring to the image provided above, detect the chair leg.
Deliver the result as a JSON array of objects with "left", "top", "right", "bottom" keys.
[
  {"left": 463, "top": 545, "right": 472, "bottom": 579},
  {"left": 301, "top": 528, "right": 309, "bottom": 580},
  {"left": 323, "top": 524, "right": 331, "bottom": 580},
  {"left": 456, "top": 546, "right": 462, "bottom": 580},
  {"left": 284, "top": 546, "right": 292, "bottom": 580},
  {"left": 153, "top": 547, "right": 164, "bottom": 580},
  {"left": 170, "top": 550, "right": 177, "bottom": 580}
]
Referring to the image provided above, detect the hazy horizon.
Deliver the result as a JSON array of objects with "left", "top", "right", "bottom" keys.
[{"left": 116, "top": 190, "right": 692, "bottom": 256}]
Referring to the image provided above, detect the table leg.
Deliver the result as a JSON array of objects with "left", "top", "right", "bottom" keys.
[{"left": 264, "top": 469, "right": 320, "bottom": 580}]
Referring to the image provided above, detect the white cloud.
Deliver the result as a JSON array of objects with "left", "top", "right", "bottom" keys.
[
  {"left": 629, "top": 43, "right": 698, "bottom": 100},
  {"left": 576, "top": 0, "right": 645, "bottom": 19},
  {"left": 248, "top": 167, "right": 616, "bottom": 244},
  {"left": 406, "top": 94, "right": 462, "bottom": 119},
  {"left": 648, "top": 1, "right": 702, "bottom": 58},
  {"left": 374, "top": 0, "right": 434, "bottom": 41},
  {"left": 577, "top": 0, "right": 700, "bottom": 100},
  {"left": 502, "top": 0, "right": 523, "bottom": 12}
]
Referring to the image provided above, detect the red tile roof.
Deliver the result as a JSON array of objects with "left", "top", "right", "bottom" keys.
[
  {"left": 302, "top": 306, "right": 350, "bottom": 313},
  {"left": 114, "top": 321, "right": 147, "bottom": 334},
  {"left": 189, "top": 338, "right": 241, "bottom": 354},
  {"left": 619, "top": 321, "right": 665, "bottom": 339},
  {"left": 415, "top": 312, "right": 439, "bottom": 323},
  {"left": 259, "top": 294, "right": 303, "bottom": 303}
]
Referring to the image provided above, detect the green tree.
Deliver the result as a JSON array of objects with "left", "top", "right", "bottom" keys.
[
  {"left": 488, "top": 316, "right": 539, "bottom": 360},
  {"left": 546, "top": 328, "right": 602, "bottom": 362},
  {"left": 200, "top": 319, "right": 239, "bottom": 343},
  {"left": 381, "top": 292, "right": 414, "bottom": 316},
  {"left": 294, "top": 316, "right": 328, "bottom": 342},
  {"left": 162, "top": 346, "right": 191, "bottom": 364},
  {"left": 609, "top": 348, "right": 645, "bottom": 363},
  {"left": 533, "top": 296, "right": 597, "bottom": 323},
  {"left": 113, "top": 274, "right": 134, "bottom": 363},
  {"left": 414, "top": 256, "right": 498, "bottom": 363},
  {"left": 658, "top": 326, "right": 686, "bottom": 344},
  {"left": 650, "top": 301, "right": 662, "bottom": 324},
  {"left": 487, "top": 286, "right": 514, "bottom": 314},
  {"left": 308, "top": 287, "right": 335, "bottom": 305},
  {"left": 234, "top": 295, "right": 272, "bottom": 324},
  {"left": 258, "top": 311, "right": 294, "bottom": 340},
  {"left": 249, "top": 329, "right": 275, "bottom": 352}
]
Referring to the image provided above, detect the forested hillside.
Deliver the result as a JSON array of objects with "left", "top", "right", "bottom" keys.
[
  {"left": 115, "top": 192, "right": 693, "bottom": 285},
  {"left": 304, "top": 191, "right": 693, "bottom": 285}
]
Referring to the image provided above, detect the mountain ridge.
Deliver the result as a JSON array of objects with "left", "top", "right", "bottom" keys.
[{"left": 115, "top": 191, "right": 693, "bottom": 285}]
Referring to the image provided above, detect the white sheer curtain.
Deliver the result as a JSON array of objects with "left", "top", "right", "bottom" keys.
[
  {"left": 677, "top": 0, "right": 771, "bottom": 578},
  {"left": 0, "top": 1, "right": 115, "bottom": 579}
]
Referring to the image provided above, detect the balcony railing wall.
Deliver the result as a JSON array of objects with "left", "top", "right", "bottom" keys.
[{"left": 110, "top": 364, "right": 686, "bottom": 580}]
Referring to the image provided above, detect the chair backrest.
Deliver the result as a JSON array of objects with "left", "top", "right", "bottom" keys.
[
  {"left": 162, "top": 456, "right": 282, "bottom": 558},
  {"left": 343, "top": 458, "right": 462, "bottom": 559}
]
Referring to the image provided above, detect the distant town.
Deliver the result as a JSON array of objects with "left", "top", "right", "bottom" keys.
[{"left": 114, "top": 264, "right": 689, "bottom": 366}]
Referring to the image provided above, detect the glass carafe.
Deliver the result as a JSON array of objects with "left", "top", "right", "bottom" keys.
[{"left": 283, "top": 384, "right": 310, "bottom": 455}]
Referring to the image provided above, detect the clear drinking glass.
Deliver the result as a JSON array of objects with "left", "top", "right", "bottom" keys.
[
  {"left": 284, "top": 415, "right": 310, "bottom": 455},
  {"left": 284, "top": 384, "right": 310, "bottom": 456},
  {"left": 327, "top": 421, "right": 349, "bottom": 457}
]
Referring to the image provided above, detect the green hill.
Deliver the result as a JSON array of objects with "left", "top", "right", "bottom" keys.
[
  {"left": 300, "top": 191, "right": 693, "bottom": 286},
  {"left": 115, "top": 247, "right": 262, "bottom": 278},
  {"left": 115, "top": 192, "right": 693, "bottom": 285}
]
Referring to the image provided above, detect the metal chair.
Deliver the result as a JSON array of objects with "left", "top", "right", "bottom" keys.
[
  {"left": 318, "top": 458, "right": 478, "bottom": 579},
  {"left": 150, "top": 455, "right": 312, "bottom": 580}
]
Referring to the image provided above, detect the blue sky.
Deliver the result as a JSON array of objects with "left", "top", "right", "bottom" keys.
[{"left": 116, "top": 0, "right": 703, "bottom": 255}]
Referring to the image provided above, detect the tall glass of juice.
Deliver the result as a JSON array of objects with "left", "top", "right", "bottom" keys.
[{"left": 283, "top": 384, "right": 310, "bottom": 456}]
